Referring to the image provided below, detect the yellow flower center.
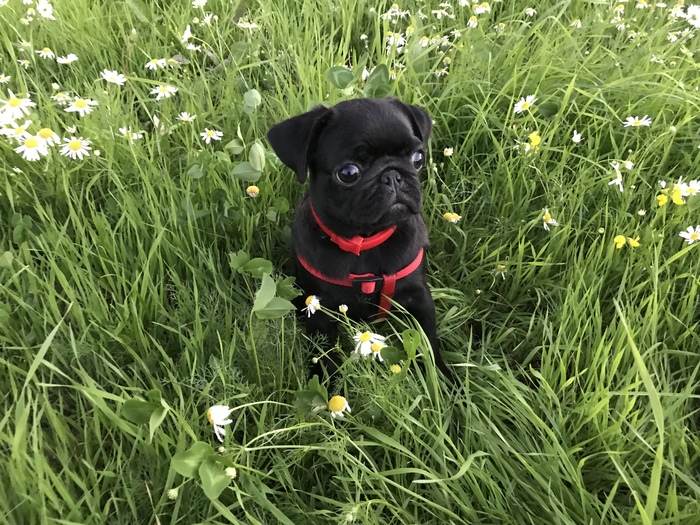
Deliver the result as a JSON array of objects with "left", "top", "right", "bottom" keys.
[
  {"left": 305, "top": 295, "right": 315, "bottom": 306},
  {"left": 8, "top": 97, "right": 21, "bottom": 107},
  {"left": 206, "top": 130, "right": 214, "bottom": 136},
  {"left": 543, "top": 212, "right": 551, "bottom": 222},
  {"left": 42, "top": 47, "right": 51, "bottom": 53},
  {"left": 14, "top": 127, "right": 25, "bottom": 135},
  {"left": 25, "top": 137, "right": 39, "bottom": 148},
  {"left": 359, "top": 331, "right": 371, "bottom": 342},
  {"left": 496, "top": 264, "right": 506, "bottom": 272},
  {"left": 328, "top": 396, "right": 346, "bottom": 413},
  {"left": 158, "top": 87, "right": 168, "bottom": 93},
  {"left": 206, "top": 409, "right": 214, "bottom": 424},
  {"left": 68, "top": 140, "right": 82, "bottom": 151},
  {"left": 691, "top": 233, "right": 699, "bottom": 240},
  {"left": 74, "top": 99, "right": 87, "bottom": 109},
  {"left": 38, "top": 128, "right": 53, "bottom": 139},
  {"left": 390, "top": 364, "right": 402, "bottom": 374},
  {"left": 150, "top": 58, "right": 159, "bottom": 64},
  {"left": 371, "top": 342, "right": 383, "bottom": 353}
]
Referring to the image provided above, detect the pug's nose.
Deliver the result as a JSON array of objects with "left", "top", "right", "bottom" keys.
[{"left": 381, "top": 170, "right": 402, "bottom": 189}]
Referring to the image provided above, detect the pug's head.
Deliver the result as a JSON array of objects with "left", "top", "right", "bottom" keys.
[{"left": 267, "top": 98, "right": 432, "bottom": 234}]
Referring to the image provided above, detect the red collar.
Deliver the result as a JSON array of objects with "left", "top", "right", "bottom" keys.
[
  {"left": 311, "top": 205, "right": 396, "bottom": 256},
  {"left": 297, "top": 248, "right": 424, "bottom": 318}
]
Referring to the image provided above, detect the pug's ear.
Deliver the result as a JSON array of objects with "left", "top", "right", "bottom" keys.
[
  {"left": 388, "top": 98, "right": 432, "bottom": 144},
  {"left": 266, "top": 105, "right": 332, "bottom": 183}
]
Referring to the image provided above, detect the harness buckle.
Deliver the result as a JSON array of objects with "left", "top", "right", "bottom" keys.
[{"left": 351, "top": 275, "right": 384, "bottom": 294}]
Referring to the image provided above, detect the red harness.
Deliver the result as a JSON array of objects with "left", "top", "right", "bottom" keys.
[{"left": 299, "top": 206, "right": 424, "bottom": 317}]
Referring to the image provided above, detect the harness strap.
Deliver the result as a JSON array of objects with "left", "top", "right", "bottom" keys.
[
  {"left": 297, "top": 248, "right": 424, "bottom": 317},
  {"left": 311, "top": 205, "right": 397, "bottom": 256}
]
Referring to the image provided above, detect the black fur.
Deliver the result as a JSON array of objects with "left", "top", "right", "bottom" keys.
[{"left": 267, "top": 98, "right": 453, "bottom": 382}]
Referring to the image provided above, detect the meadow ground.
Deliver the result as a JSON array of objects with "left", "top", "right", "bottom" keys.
[{"left": 1, "top": 0, "right": 700, "bottom": 523}]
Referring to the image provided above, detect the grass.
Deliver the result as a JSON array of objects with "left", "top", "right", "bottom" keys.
[{"left": 1, "top": 0, "right": 700, "bottom": 523}]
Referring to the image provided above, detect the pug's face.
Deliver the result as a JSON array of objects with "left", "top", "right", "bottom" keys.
[{"left": 267, "top": 98, "right": 432, "bottom": 233}]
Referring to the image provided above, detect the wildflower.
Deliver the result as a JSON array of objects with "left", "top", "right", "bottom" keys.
[
  {"left": 145, "top": 58, "right": 167, "bottom": 70},
  {"left": 571, "top": 18, "right": 582, "bottom": 28},
  {"left": 36, "top": 0, "right": 55, "bottom": 19},
  {"left": 236, "top": 18, "right": 258, "bottom": 31},
  {"left": 390, "top": 364, "right": 402, "bottom": 374},
  {"left": 1, "top": 90, "right": 36, "bottom": 121},
  {"left": 15, "top": 135, "right": 48, "bottom": 161},
  {"left": 443, "top": 147, "right": 454, "bottom": 157},
  {"left": 60, "top": 136, "right": 91, "bottom": 159},
  {"left": 65, "top": 97, "right": 98, "bottom": 117},
  {"left": 525, "top": 7, "right": 537, "bottom": 16},
  {"left": 177, "top": 112, "right": 196, "bottom": 122},
  {"left": 526, "top": 131, "right": 541, "bottom": 151},
  {"left": 432, "top": 8, "right": 454, "bottom": 19},
  {"left": 609, "top": 162, "right": 624, "bottom": 192},
  {"left": 0, "top": 120, "right": 32, "bottom": 142},
  {"left": 628, "top": 237, "right": 640, "bottom": 248},
  {"left": 494, "top": 22, "right": 506, "bottom": 31},
  {"left": 679, "top": 225, "right": 700, "bottom": 244},
  {"left": 200, "top": 128, "right": 223, "bottom": 143},
  {"left": 638, "top": 209, "right": 647, "bottom": 216},
  {"left": 467, "top": 16, "right": 478, "bottom": 28},
  {"left": 192, "top": 0, "right": 207, "bottom": 7},
  {"left": 513, "top": 94, "right": 537, "bottom": 114},
  {"left": 443, "top": 212, "right": 461, "bottom": 223},
  {"left": 474, "top": 2, "right": 491, "bottom": 14},
  {"left": 338, "top": 304, "right": 348, "bottom": 314},
  {"left": 615, "top": 235, "right": 640, "bottom": 249},
  {"left": 101, "top": 69, "right": 126, "bottom": 85},
  {"left": 671, "top": 184, "right": 685, "bottom": 205},
  {"left": 181, "top": 24, "right": 192, "bottom": 42},
  {"left": 687, "top": 5, "right": 700, "bottom": 27},
  {"left": 302, "top": 295, "right": 320, "bottom": 317},
  {"left": 206, "top": 405, "right": 232, "bottom": 442},
  {"left": 686, "top": 180, "right": 699, "bottom": 196},
  {"left": 94, "top": 150, "right": 100, "bottom": 156},
  {"left": 35, "top": 47, "right": 55, "bottom": 59},
  {"left": 51, "top": 92, "right": 70, "bottom": 105},
  {"left": 56, "top": 54, "right": 78, "bottom": 64},
  {"left": 624, "top": 160, "right": 634, "bottom": 170},
  {"left": 598, "top": 228, "right": 605, "bottom": 234},
  {"left": 119, "top": 127, "right": 144, "bottom": 142},
  {"left": 354, "top": 331, "right": 385, "bottom": 357},
  {"left": 0, "top": 74, "right": 10, "bottom": 84},
  {"left": 186, "top": 43, "right": 202, "bottom": 52},
  {"left": 435, "top": 68, "right": 449, "bottom": 77},
  {"left": 542, "top": 208, "right": 558, "bottom": 230},
  {"left": 572, "top": 130, "right": 583, "bottom": 143},
  {"left": 636, "top": 0, "right": 649, "bottom": 8},
  {"left": 225, "top": 467, "right": 237, "bottom": 479},
  {"left": 657, "top": 193, "right": 669, "bottom": 206},
  {"left": 37, "top": 127, "right": 60, "bottom": 147},
  {"left": 328, "top": 395, "right": 351, "bottom": 418},
  {"left": 623, "top": 115, "right": 652, "bottom": 127},
  {"left": 371, "top": 341, "right": 386, "bottom": 362},
  {"left": 495, "top": 264, "right": 507, "bottom": 279},
  {"left": 150, "top": 85, "right": 178, "bottom": 100},
  {"left": 167, "top": 488, "right": 179, "bottom": 500},
  {"left": 17, "top": 59, "right": 30, "bottom": 69},
  {"left": 245, "top": 185, "right": 259, "bottom": 197}
]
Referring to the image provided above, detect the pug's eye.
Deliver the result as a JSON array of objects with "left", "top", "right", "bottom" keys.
[
  {"left": 336, "top": 164, "right": 361, "bottom": 185},
  {"left": 410, "top": 151, "right": 424, "bottom": 169}
]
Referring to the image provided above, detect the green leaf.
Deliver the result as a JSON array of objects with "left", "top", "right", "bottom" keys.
[
  {"left": 0, "top": 251, "right": 13, "bottom": 268},
  {"left": 122, "top": 399, "right": 160, "bottom": 425},
  {"left": 172, "top": 441, "right": 214, "bottom": 478},
  {"left": 402, "top": 329, "right": 421, "bottom": 360},
  {"left": 266, "top": 207, "right": 278, "bottom": 222},
  {"left": 274, "top": 197, "right": 290, "bottom": 214},
  {"left": 213, "top": 151, "right": 230, "bottom": 164},
  {"left": 126, "top": 0, "right": 153, "bottom": 24},
  {"left": 254, "top": 297, "right": 295, "bottom": 319},
  {"left": 229, "top": 250, "right": 250, "bottom": 271},
  {"left": 538, "top": 101, "right": 559, "bottom": 118},
  {"left": 149, "top": 406, "right": 169, "bottom": 441},
  {"left": 231, "top": 162, "right": 262, "bottom": 182},
  {"left": 249, "top": 141, "right": 266, "bottom": 172},
  {"left": 187, "top": 164, "right": 205, "bottom": 180},
  {"left": 380, "top": 346, "right": 407, "bottom": 365},
  {"left": 224, "top": 139, "right": 245, "bottom": 155},
  {"left": 243, "top": 89, "right": 262, "bottom": 108},
  {"left": 365, "top": 64, "right": 390, "bottom": 98},
  {"left": 276, "top": 276, "right": 300, "bottom": 301},
  {"left": 199, "top": 460, "right": 231, "bottom": 500},
  {"left": 0, "top": 303, "right": 9, "bottom": 325},
  {"left": 239, "top": 257, "right": 273, "bottom": 278},
  {"left": 252, "top": 274, "right": 276, "bottom": 312},
  {"left": 327, "top": 66, "right": 355, "bottom": 89}
]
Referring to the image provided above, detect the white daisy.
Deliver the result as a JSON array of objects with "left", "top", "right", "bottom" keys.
[
  {"left": 571, "top": 19, "right": 582, "bottom": 28},
  {"left": 467, "top": 16, "right": 478, "bottom": 28},
  {"left": 186, "top": 43, "right": 202, "bottom": 51},
  {"left": 36, "top": 0, "right": 55, "bottom": 19},
  {"left": 353, "top": 331, "right": 385, "bottom": 357},
  {"left": 177, "top": 112, "right": 197, "bottom": 122},
  {"left": 572, "top": 130, "right": 583, "bottom": 143},
  {"left": 513, "top": 94, "right": 537, "bottom": 114},
  {"left": 101, "top": 69, "right": 126, "bottom": 85},
  {"left": 51, "top": 92, "right": 71, "bottom": 105},
  {"left": 181, "top": 24, "right": 192, "bottom": 43},
  {"left": 301, "top": 295, "right": 319, "bottom": 317},
  {"left": 145, "top": 58, "right": 167, "bottom": 70},
  {"left": 65, "top": 97, "right": 98, "bottom": 117},
  {"left": 1, "top": 90, "right": 36, "bottom": 122},
  {"left": 328, "top": 396, "right": 351, "bottom": 419},
  {"left": 686, "top": 5, "right": 700, "bottom": 27},
  {"left": 623, "top": 115, "right": 652, "bottom": 127},
  {"left": 542, "top": 208, "right": 559, "bottom": 231},
  {"left": 35, "top": 47, "right": 55, "bottom": 59},
  {"left": 200, "top": 128, "right": 223, "bottom": 143},
  {"left": 0, "top": 120, "right": 33, "bottom": 142},
  {"left": 679, "top": 225, "right": 700, "bottom": 244},
  {"left": 60, "top": 136, "right": 92, "bottom": 159},
  {"left": 17, "top": 59, "right": 30, "bottom": 70},
  {"left": 206, "top": 405, "right": 232, "bottom": 442},
  {"left": 609, "top": 162, "right": 624, "bottom": 192},
  {"left": 36, "top": 127, "right": 61, "bottom": 146},
  {"left": 150, "top": 85, "right": 178, "bottom": 100},
  {"left": 525, "top": 7, "right": 537, "bottom": 16},
  {"left": 192, "top": 0, "right": 207, "bottom": 7},
  {"left": 15, "top": 134, "right": 48, "bottom": 161},
  {"left": 119, "top": 127, "right": 144, "bottom": 142},
  {"left": 56, "top": 54, "right": 79, "bottom": 64},
  {"left": 0, "top": 74, "right": 10, "bottom": 84}
]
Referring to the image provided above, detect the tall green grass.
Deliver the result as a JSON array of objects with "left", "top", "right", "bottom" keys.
[{"left": 1, "top": 0, "right": 699, "bottom": 523}]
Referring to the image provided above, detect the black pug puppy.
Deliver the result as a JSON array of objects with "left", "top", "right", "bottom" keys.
[{"left": 267, "top": 97, "right": 453, "bottom": 382}]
